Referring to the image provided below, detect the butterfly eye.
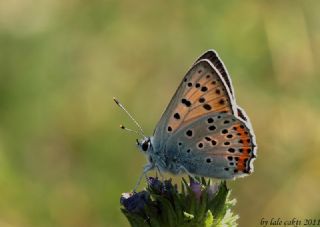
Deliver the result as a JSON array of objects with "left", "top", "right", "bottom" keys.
[{"left": 142, "top": 141, "right": 149, "bottom": 151}]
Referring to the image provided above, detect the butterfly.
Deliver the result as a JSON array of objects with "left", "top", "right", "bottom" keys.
[{"left": 115, "top": 49, "right": 257, "bottom": 189}]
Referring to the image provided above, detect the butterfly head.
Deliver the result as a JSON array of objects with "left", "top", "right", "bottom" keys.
[{"left": 136, "top": 137, "right": 152, "bottom": 153}]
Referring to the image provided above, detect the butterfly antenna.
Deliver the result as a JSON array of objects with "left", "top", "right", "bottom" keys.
[
  {"left": 119, "top": 124, "right": 145, "bottom": 138},
  {"left": 113, "top": 97, "right": 146, "bottom": 137}
]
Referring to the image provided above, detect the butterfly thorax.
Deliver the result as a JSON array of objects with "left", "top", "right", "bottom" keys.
[{"left": 137, "top": 136, "right": 183, "bottom": 174}]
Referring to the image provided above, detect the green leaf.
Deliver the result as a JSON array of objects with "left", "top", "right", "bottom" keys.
[
  {"left": 187, "top": 189, "right": 197, "bottom": 216},
  {"left": 144, "top": 204, "right": 161, "bottom": 227},
  {"left": 171, "top": 190, "right": 183, "bottom": 221},
  {"left": 181, "top": 180, "right": 186, "bottom": 196},
  {"left": 204, "top": 210, "right": 214, "bottom": 227},
  {"left": 201, "top": 177, "right": 207, "bottom": 186},
  {"left": 219, "top": 209, "right": 239, "bottom": 227},
  {"left": 121, "top": 208, "right": 149, "bottom": 227},
  {"left": 152, "top": 194, "right": 177, "bottom": 227},
  {"left": 182, "top": 177, "right": 189, "bottom": 189},
  {"left": 149, "top": 217, "right": 161, "bottom": 227},
  {"left": 196, "top": 190, "right": 208, "bottom": 223},
  {"left": 183, "top": 211, "right": 194, "bottom": 221},
  {"left": 208, "top": 181, "right": 229, "bottom": 223}
]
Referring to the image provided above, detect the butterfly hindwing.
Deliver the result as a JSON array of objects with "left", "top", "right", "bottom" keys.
[{"left": 166, "top": 112, "right": 256, "bottom": 179}]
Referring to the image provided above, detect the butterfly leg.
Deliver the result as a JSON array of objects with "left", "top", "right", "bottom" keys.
[
  {"left": 179, "top": 166, "right": 201, "bottom": 184},
  {"left": 133, "top": 163, "right": 154, "bottom": 192},
  {"left": 188, "top": 174, "right": 201, "bottom": 184},
  {"left": 155, "top": 165, "right": 165, "bottom": 181}
]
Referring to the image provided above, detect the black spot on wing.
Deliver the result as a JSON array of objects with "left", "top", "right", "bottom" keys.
[{"left": 181, "top": 98, "right": 191, "bottom": 107}]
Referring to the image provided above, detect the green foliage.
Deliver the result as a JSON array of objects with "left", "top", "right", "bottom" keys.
[{"left": 120, "top": 177, "right": 238, "bottom": 227}]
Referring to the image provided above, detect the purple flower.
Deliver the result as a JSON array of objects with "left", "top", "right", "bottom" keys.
[
  {"left": 207, "top": 183, "right": 219, "bottom": 200},
  {"left": 163, "top": 179, "right": 177, "bottom": 193},
  {"left": 120, "top": 191, "right": 150, "bottom": 214},
  {"left": 189, "top": 179, "right": 202, "bottom": 201},
  {"left": 147, "top": 177, "right": 164, "bottom": 193}
]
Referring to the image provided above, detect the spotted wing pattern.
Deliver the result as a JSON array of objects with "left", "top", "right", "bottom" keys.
[
  {"left": 155, "top": 60, "right": 236, "bottom": 138},
  {"left": 166, "top": 112, "right": 256, "bottom": 178},
  {"left": 195, "top": 50, "right": 234, "bottom": 98},
  {"left": 196, "top": 50, "right": 255, "bottom": 125}
]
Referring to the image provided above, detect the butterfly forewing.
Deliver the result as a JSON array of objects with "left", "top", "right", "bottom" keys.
[
  {"left": 153, "top": 59, "right": 236, "bottom": 144},
  {"left": 195, "top": 50, "right": 252, "bottom": 124},
  {"left": 195, "top": 50, "right": 234, "bottom": 98}
]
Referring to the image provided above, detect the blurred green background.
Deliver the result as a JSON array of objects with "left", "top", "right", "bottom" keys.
[{"left": 1, "top": 1, "right": 320, "bottom": 226}]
